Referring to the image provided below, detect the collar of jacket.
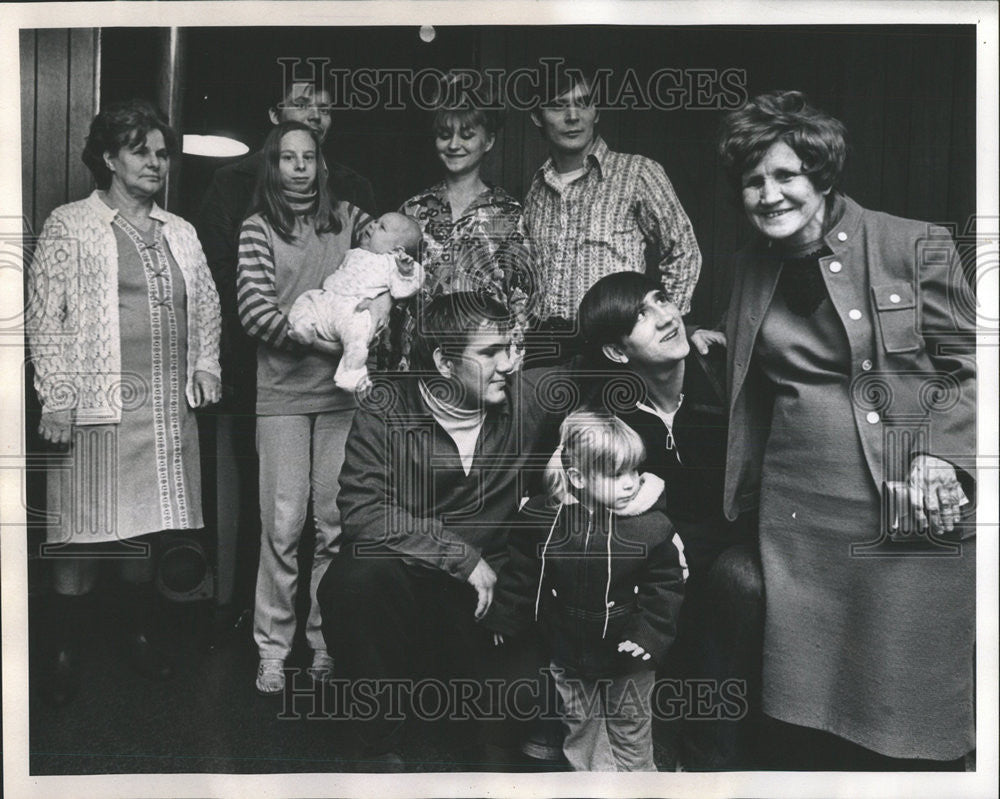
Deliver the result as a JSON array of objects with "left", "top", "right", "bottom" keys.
[
  {"left": 86, "top": 190, "right": 170, "bottom": 225},
  {"left": 730, "top": 192, "right": 857, "bottom": 388}
]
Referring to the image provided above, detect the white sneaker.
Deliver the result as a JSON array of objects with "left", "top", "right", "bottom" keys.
[
  {"left": 308, "top": 649, "right": 334, "bottom": 685},
  {"left": 255, "top": 658, "right": 285, "bottom": 694}
]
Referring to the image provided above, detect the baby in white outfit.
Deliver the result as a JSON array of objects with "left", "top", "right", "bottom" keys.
[{"left": 289, "top": 212, "right": 424, "bottom": 391}]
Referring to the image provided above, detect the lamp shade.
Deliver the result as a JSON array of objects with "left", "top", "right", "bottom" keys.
[{"left": 182, "top": 134, "right": 249, "bottom": 158}]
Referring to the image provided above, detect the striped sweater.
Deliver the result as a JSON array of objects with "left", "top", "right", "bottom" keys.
[
  {"left": 236, "top": 204, "right": 371, "bottom": 414},
  {"left": 236, "top": 206, "right": 371, "bottom": 349}
]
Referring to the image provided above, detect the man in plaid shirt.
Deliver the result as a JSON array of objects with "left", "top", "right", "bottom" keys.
[{"left": 523, "top": 61, "right": 702, "bottom": 361}]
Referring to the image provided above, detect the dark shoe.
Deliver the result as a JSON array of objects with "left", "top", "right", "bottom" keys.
[
  {"left": 39, "top": 592, "right": 92, "bottom": 706},
  {"left": 124, "top": 630, "right": 175, "bottom": 681},
  {"left": 42, "top": 645, "right": 82, "bottom": 707}
]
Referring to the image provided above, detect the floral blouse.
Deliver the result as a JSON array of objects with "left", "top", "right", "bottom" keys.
[{"left": 384, "top": 182, "right": 533, "bottom": 370}]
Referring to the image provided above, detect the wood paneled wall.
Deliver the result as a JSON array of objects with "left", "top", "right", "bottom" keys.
[{"left": 20, "top": 28, "right": 100, "bottom": 241}]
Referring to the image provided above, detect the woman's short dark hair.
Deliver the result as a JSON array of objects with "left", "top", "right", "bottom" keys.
[
  {"left": 578, "top": 271, "right": 662, "bottom": 365},
  {"left": 82, "top": 99, "right": 178, "bottom": 190},
  {"left": 250, "top": 120, "right": 341, "bottom": 243},
  {"left": 717, "top": 90, "right": 847, "bottom": 200},
  {"left": 431, "top": 72, "right": 505, "bottom": 136},
  {"left": 409, "top": 291, "right": 511, "bottom": 373}
]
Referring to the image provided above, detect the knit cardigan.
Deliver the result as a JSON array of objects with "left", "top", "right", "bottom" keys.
[{"left": 26, "top": 191, "right": 222, "bottom": 424}]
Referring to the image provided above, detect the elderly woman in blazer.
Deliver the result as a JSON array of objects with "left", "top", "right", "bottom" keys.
[{"left": 717, "top": 91, "right": 975, "bottom": 769}]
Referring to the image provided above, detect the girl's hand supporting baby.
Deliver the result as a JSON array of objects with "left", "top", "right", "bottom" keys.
[{"left": 618, "top": 640, "right": 652, "bottom": 661}]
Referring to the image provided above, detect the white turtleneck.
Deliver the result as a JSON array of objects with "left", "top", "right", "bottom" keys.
[{"left": 418, "top": 380, "right": 486, "bottom": 476}]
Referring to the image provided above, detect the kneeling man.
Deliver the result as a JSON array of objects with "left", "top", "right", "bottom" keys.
[{"left": 318, "top": 292, "right": 560, "bottom": 769}]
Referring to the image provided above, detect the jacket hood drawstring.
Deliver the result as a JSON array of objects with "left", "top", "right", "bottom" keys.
[
  {"left": 533, "top": 502, "right": 562, "bottom": 622},
  {"left": 602, "top": 507, "right": 613, "bottom": 639},
  {"left": 534, "top": 472, "right": 667, "bottom": 638},
  {"left": 531, "top": 502, "right": 615, "bottom": 641}
]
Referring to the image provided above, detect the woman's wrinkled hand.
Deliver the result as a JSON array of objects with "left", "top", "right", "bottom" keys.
[
  {"left": 38, "top": 410, "right": 73, "bottom": 446},
  {"left": 689, "top": 328, "right": 726, "bottom": 354},
  {"left": 192, "top": 370, "right": 222, "bottom": 408},
  {"left": 886, "top": 454, "right": 969, "bottom": 536}
]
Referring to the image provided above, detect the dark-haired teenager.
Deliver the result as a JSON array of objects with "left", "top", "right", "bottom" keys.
[{"left": 576, "top": 271, "right": 761, "bottom": 769}]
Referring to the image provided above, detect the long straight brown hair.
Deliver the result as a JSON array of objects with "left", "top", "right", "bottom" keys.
[{"left": 250, "top": 120, "right": 342, "bottom": 243}]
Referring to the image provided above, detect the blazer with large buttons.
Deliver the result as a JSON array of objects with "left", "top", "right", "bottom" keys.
[{"left": 722, "top": 194, "right": 976, "bottom": 522}]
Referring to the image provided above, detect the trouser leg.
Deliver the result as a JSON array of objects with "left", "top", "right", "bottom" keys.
[
  {"left": 604, "top": 669, "right": 657, "bottom": 771},
  {"left": 318, "top": 550, "right": 429, "bottom": 751},
  {"left": 550, "top": 663, "right": 616, "bottom": 771},
  {"left": 681, "top": 543, "right": 764, "bottom": 769},
  {"left": 305, "top": 408, "right": 353, "bottom": 654},
  {"left": 436, "top": 578, "right": 547, "bottom": 764},
  {"left": 254, "top": 415, "right": 311, "bottom": 660}
]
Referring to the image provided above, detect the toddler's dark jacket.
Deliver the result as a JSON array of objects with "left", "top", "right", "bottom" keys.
[{"left": 485, "top": 473, "right": 684, "bottom": 678}]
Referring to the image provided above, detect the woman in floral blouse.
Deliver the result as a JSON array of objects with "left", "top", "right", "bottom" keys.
[{"left": 387, "top": 80, "right": 533, "bottom": 370}]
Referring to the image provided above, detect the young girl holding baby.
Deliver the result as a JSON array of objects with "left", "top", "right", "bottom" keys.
[
  {"left": 487, "top": 411, "right": 685, "bottom": 771},
  {"left": 237, "top": 120, "right": 372, "bottom": 693}
]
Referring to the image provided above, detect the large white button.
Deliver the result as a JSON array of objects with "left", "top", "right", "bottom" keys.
[
  {"left": 607, "top": 600, "right": 615, "bottom": 608},
  {"left": 829, "top": 261, "right": 842, "bottom": 273},
  {"left": 866, "top": 411, "right": 880, "bottom": 424},
  {"left": 861, "top": 359, "right": 873, "bottom": 371},
  {"left": 889, "top": 293, "right": 901, "bottom": 304},
  {"left": 837, "top": 231, "right": 848, "bottom": 241},
  {"left": 848, "top": 309, "right": 863, "bottom": 320}
]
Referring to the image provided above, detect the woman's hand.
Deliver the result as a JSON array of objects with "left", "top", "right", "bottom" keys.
[
  {"left": 38, "top": 410, "right": 73, "bottom": 446},
  {"left": 690, "top": 328, "right": 726, "bottom": 354},
  {"left": 192, "top": 370, "right": 222, "bottom": 408},
  {"left": 886, "top": 455, "right": 969, "bottom": 536}
]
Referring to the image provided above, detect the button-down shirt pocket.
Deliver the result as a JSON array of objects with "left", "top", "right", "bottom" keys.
[
  {"left": 582, "top": 214, "right": 641, "bottom": 267},
  {"left": 871, "top": 283, "right": 920, "bottom": 354}
]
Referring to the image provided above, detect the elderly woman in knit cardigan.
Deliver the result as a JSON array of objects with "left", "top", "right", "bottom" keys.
[{"left": 26, "top": 99, "right": 221, "bottom": 706}]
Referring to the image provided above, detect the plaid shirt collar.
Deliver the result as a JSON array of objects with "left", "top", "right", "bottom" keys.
[{"left": 536, "top": 135, "right": 610, "bottom": 192}]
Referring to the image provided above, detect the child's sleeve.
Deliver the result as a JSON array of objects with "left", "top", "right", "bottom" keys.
[
  {"left": 482, "top": 501, "right": 549, "bottom": 637},
  {"left": 622, "top": 514, "right": 685, "bottom": 666}
]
